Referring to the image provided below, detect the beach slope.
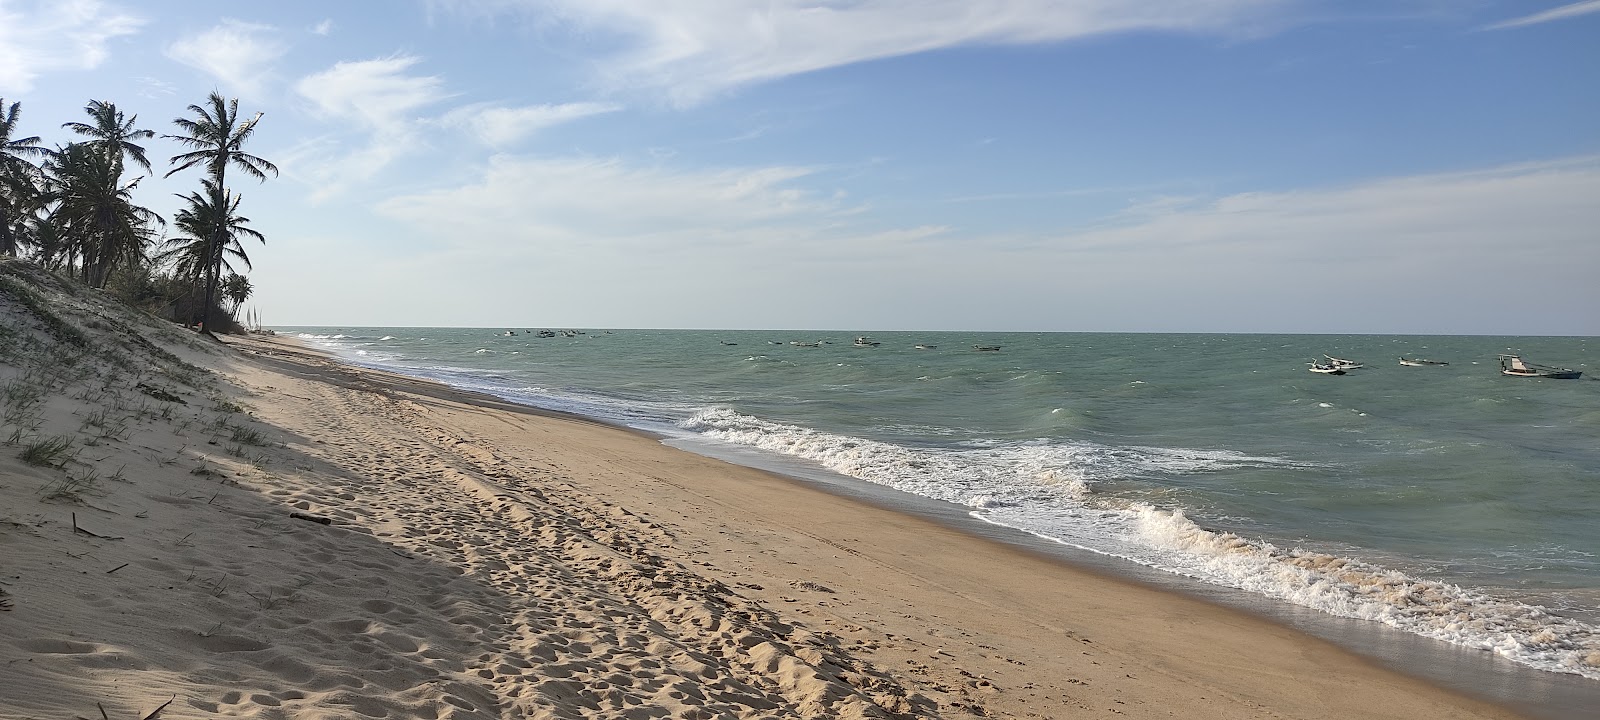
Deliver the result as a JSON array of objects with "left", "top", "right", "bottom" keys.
[{"left": 0, "top": 262, "right": 1525, "bottom": 718}]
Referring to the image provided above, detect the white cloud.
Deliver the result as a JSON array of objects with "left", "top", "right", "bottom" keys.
[
  {"left": 376, "top": 155, "right": 847, "bottom": 250},
  {"left": 437, "top": 101, "right": 621, "bottom": 147},
  {"left": 291, "top": 56, "right": 451, "bottom": 199},
  {"left": 166, "top": 20, "right": 286, "bottom": 99},
  {"left": 0, "top": 0, "right": 143, "bottom": 93},
  {"left": 1024, "top": 157, "right": 1600, "bottom": 333},
  {"left": 362, "top": 154, "right": 1600, "bottom": 333},
  {"left": 434, "top": 0, "right": 1300, "bottom": 104},
  {"left": 1483, "top": 0, "right": 1600, "bottom": 30},
  {"left": 311, "top": 19, "right": 334, "bottom": 36}
]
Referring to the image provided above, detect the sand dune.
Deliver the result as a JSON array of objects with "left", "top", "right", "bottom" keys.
[{"left": 0, "top": 261, "right": 1528, "bottom": 718}]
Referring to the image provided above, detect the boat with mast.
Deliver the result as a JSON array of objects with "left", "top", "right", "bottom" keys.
[{"left": 1498, "top": 355, "right": 1581, "bottom": 379}]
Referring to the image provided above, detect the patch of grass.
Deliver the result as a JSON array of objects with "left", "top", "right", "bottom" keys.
[
  {"left": 19, "top": 435, "right": 74, "bottom": 468},
  {"left": 136, "top": 383, "right": 186, "bottom": 404},
  {"left": 213, "top": 399, "right": 244, "bottom": 415},
  {"left": 1, "top": 379, "right": 46, "bottom": 427},
  {"left": 80, "top": 408, "right": 112, "bottom": 430},
  {"left": 229, "top": 425, "right": 265, "bottom": 446},
  {"left": 40, "top": 469, "right": 98, "bottom": 503},
  {"left": 0, "top": 275, "right": 91, "bottom": 349}
]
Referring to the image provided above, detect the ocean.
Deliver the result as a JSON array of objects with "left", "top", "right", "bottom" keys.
[{"left": 280, "top": 328, "right": 1598, "bottom": 689}]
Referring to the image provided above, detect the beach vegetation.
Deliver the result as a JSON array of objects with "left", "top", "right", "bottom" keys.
[
  {"left": 19, "top": 434, "right": 74, "bottom": 468},
  {"left": 2, "top": 90, "right": 275, "bottom": 338},
  {"left": 37, "top": 138, "right": 164, "bottom": 289},
  {"left": 1, "top": 98, "right": 51, "bottom": 257},
  {"left": 40, "top": 468, "right": 98, "bottom": 503},
  {"left": 163, "top": 92, "right": 277, "bottom": 334},
  {"left": 228, "top": 424, "right": 265, "bottom": 446}
]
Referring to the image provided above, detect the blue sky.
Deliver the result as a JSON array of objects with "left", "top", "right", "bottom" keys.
[{"left": 3, "top": 0, "right": 1597, "bottom": 333}]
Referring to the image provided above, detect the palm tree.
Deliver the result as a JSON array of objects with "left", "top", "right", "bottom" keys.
[
  {"left": 165, "top": 92, "right": 276, "bottom": 332},
  {"left": 221, "top": 273, "right": 253, "bottom": 315},
  {"left": 1, "top": 98, "right": 51, "bottom": 256},
  {"left": 44, "top": 142, "right": 164, "bottom": 287},
  {"left": 62, "top": 100, "right": 155, "bottom": 176},
  {"left": 156, "top": 179, "right": 263, "bottom": 290}
]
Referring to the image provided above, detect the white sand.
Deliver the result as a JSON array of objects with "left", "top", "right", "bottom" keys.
[{"left": 0, "top": 262, "right": 1528, "bottom": 718}]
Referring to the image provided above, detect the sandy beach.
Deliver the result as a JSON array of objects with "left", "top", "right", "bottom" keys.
[{"left": 0, "top": 272, "right": 1533, "bottom": 718}]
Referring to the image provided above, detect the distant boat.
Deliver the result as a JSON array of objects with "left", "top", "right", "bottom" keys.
[
  {"left": 1499, "top": 355, "right": 1581, "bottom": 379},
  {"left": 1308, "top": 361, "right": 1347, "bottom": 375},
  {"left": 1324, "top": 355, "right": 1363, "bottom": 370},
  {"left": 853, "top": 336, "right": 881, "bottom": 347},
  {"left": 914, "top": 344, "right": 937, "bottom": 350},
  {"left": 973, "top": 345, "right": 1001, "bottom": 352},
  {"left": 720, "top": 341, "right": 738, "bottom": 346},
  {"left": 1399, "top": 357, "right": 1448, "bottom": 367},
  {"left": 791, "top": 341, "right": 822, "bottom": 348}
]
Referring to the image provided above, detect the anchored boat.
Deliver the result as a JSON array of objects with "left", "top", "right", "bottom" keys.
[{"left": 1499, "top": 355, "right": 1581, "bottom": 379}]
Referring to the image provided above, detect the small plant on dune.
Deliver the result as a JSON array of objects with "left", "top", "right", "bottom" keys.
[
  {"left": 224, "top": 443, "right": 248, "bottom": 458},
  {"left": 19, "top": 435, "right": 74, "bottom": 468},
  {"left": 228, "top": 424, "right": 264, "bottom": 446},
  {"left": 213, "top": 398, "right": 243, "bottom": 415},
  {"left": 1, "top": 379, "right": 46, "bottom": 422},
  {"left": 5, "top": 423, "right": 41, "bottom": 446},
  {"left": 80, "top": 407, "right": 112, "bottom": 430},
  {"left": 40, "top": 469, "right": 99, "bottom": 503}
]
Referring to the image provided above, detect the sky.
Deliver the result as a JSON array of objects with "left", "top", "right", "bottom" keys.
[{"left": 2, "top": 0, "right": 1597, "bottom": 334}]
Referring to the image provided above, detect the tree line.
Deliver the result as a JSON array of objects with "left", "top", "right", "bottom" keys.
[{"left": 0, "top": 93, "right": 275, "bottom": 333}]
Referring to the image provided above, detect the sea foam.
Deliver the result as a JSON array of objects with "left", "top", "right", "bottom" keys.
[{"left": 679, "top": 406, "right": 1600, "bottom": 680}]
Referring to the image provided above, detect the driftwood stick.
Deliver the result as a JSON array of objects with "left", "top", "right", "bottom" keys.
[
  {"left": 71, "top": 513, "right": 121, "bottom": 540},
  {"left": 289, "top": 511, "right": 332, "bottom": 525},
  {"left": 141, "top": 695, "right": 175, "bottom": 720},
  {"left": 106, "top": 563, "right": 129, "bottom": 574}
]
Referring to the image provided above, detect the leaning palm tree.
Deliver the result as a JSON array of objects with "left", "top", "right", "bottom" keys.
[
  {"left": 0, "top": 98, "right": 52, "bottom": 256},
  {"left": 62, "top": 99, "right": 155, "bottom": 176},
  {"left": 44, "top": 142, "right": 164, "bottom": 287},
  {"left": 164, "top": 92, "right": 276, "bottom": 332},
  {"left": 155, "top": 179, "right": 263, "bottom": 291},
  {"left": 220, "top": 272, "right": 253, "bottom": 315}
]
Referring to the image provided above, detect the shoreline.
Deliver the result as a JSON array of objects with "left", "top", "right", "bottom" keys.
[
  {"left": 224, "top": 334, "right": 1556, "bottom": 718},
  {"left": 0, "top": 278, "right": 1577, "bottom": 719},
  {"left": 270, "top": 332, "right": 1600, "bottom": 717}
]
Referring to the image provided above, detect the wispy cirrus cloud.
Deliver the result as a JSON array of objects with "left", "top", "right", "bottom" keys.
[
  {"left": 376, "top": 155, "right": 846, "bottom": 250},
  {"left": 166, "top": 20, "right": 286, "bottom": 99},
  {"left": 0, "top": 0, "right": 143, "bottom": 93},
  {"left": 1483, "top": 0, "right": 1600, "bottom": 30},
  {"left": 372, "top": 153, "right": 1600, "bottom": 333},
  {"left": 290, "top": 55, "right": 451, "bottom": 199},
  {"left": 1026, "top": 156, "right": 1600, "bottom": 333},
  {"left": 431, "top": 0, "right": 1304, "bottom": 105},
  {"left": 437, "top": 101, "right": 621, "bottom": 147}
]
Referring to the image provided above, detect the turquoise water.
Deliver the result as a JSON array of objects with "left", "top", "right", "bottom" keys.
[{"left": 283, "top": 328, "right": 1599, "bottom": 680}]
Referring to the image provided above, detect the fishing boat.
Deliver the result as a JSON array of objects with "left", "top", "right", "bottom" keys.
[
  {"left": 914, "top": 344, "right": 937, "bottom": 350},
  {"left": 853, "top": 336, "right": 881, "bottom": 347},
  {"left": 973, "top": 345, "right": 1001, "bottom": 352},
  {"left": 1498, "top": 355, "right": 1581, "bottom": 379},
  {"left": 1308, "top": 361, "right": 1347, "bottom": 375},
  {"left": 1399, "top": 357, "right": 1448, "bottom": 367},
  {"left": 1324, "top": 355, "right": 1363, "bottom": 370}
]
